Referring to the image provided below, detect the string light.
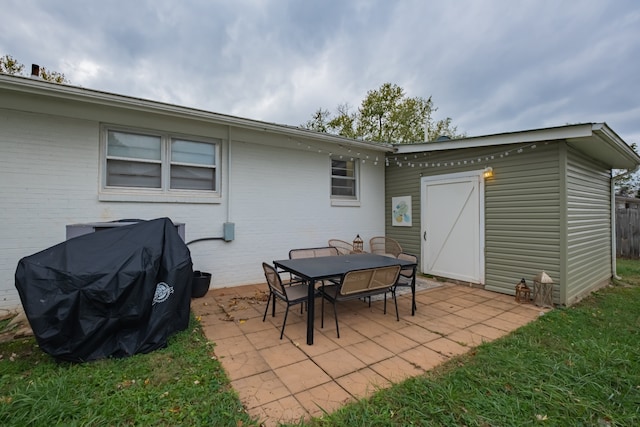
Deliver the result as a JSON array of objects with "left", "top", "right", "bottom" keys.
[
  {"left": 385, "top": 142, "right": 538, "bottom": 169},
  {"left": 284, "top": 137, "right": 386, "bottom": 166}
]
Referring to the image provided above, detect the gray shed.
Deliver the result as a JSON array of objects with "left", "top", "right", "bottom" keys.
[{"left": 384, "top": 123, "right": 640, "bottom": 306}]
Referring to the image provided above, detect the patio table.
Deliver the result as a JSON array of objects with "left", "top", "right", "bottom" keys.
[{"left": 274, "top": 253, "right": 417, "bottom": 345}]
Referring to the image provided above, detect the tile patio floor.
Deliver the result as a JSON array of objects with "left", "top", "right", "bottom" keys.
[{"left": 191, "top": 278, "right": 547, "bottom": 426}]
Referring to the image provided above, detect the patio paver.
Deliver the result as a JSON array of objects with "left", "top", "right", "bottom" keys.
[{"left": 192, "top": 278, "right": 548, "bottom": 425}]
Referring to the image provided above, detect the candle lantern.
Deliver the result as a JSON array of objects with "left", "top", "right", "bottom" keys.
[
  {"left": 515, "top": 278, "right": 531, "bottom": 303},
  {"left": 533, "top": 271, "right": 554, "bottom": 308},
  {"left": 352, "top": 234, "right": 364, "bottom": 253}
]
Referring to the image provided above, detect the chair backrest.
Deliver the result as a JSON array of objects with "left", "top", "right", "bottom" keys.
[
  {"left": 328, "top": 239, "right": 354, "bottom": 255},
  {"left": 262, "top": 262, "right": 286, "bottom": 296},
  {"left": 340, "top": 269, "right": 375, "bottom": 295},
  {"left": 369, "top": 236, "right": 403, "bottom": 258},
  {"left": 369, "top": 265, "right": 402, "bottom": 290},
  {"left": 289, "top": 246, "right": 339, "bottom": 259},
  {"left": 397, "top": 252, "right": 418, "bottom": 278},
  {"left": 339, "top": 265, "right": 401, "bottom": 296}
]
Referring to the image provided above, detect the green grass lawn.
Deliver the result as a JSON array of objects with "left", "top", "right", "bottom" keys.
[
  {"left": 0, "top": 317, "right": 258, "bottom": 426},
  {"left": 2, "top": 260, "right": 640, "bottom": 426}
]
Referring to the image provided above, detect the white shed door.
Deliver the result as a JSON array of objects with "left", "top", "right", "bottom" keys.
[{"left": 421, "top": 171, "right": 484, "bottom": 284}]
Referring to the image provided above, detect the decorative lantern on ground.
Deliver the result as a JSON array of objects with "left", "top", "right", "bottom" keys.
[
  {"left": 352, "top": 234, "right": 364, "bottom": 253},
  {"left": 515, "top": 278, "right": 531, "bottom": 303},
  {"left": 533, "top": 271, "right": 554, "bottom": 308}
]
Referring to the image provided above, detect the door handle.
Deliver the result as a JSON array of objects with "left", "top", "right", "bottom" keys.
[{"left": 423, "top": 231, "right": 427, "bottom": 241}]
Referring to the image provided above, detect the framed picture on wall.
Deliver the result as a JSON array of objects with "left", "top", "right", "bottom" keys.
[{"left": 392, "top": 196, "right": 412, "bottom": 227}]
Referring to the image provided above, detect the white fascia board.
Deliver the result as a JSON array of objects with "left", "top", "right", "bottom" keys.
[
  {"left": 586, "top": 123, "right": 640, "bottom": 169},
  {"left": 394, "top": 123, "right": 595, "bottom": 154},
  {"left": 0, "top": 74, "right": 393, "bottom": 153}
]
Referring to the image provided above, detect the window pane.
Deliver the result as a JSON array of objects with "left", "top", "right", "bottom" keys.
[
  {"left": 171, "top": 139, "right": 216, "bottom": 165},
  {"left": 106, "top": 159, "right": 161, "bottom": 188},
  {"left": 331, "top": 158, "right": 356, "bottom": 198},
  {"left": 331, "top": 159, "right": 355, "bottom": 178},
  {"left": 171, "top": 165, "right": 216, "bottom": 191},
  {"left": 332, "top": 177, "right": 355, "bottom": 197},
  {"left": 107, "top": 131, "right": 161, "bottom": 160}
]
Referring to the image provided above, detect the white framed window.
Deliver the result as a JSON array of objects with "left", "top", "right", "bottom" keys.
[
  {"left": 331, "top": 157, "right": 360, "bottom": 206},
  {"left": 100, "top": 126, "right": 221, "bottom": 203}
]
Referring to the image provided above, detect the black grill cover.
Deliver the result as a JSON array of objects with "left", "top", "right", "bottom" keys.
[{"left": 15, "top": 218, "right": 193, "bottom": 362}]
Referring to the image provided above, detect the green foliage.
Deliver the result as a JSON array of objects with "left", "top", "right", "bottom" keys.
[
  {"left": 296, "top": 262, "right": 640, "bottom": 426},
  {"left": 614, "top": 143, "right": 640, "bottom": 197},
  {"left": 0, "top": 54, "right": 69, "bottom": 84},
  {"left": 303, "top": 108, "right": 332, "bottom": 133},
  {"left": 302, "top": 83, "right": 464, "bottom": 143},
  {"left": 0, "top": 54, "right": 24, "bottom": 75},
  {"left": 4, "top": 266, "right": 638, "bottom": 426},
  {"left": 38, "top": 66, "right": 68, "bottom": 84},
  {"left": 327, "top": 103, "right": 358, "bottom": 139},
  {"left": 0, "top": 315, "right": 259, "bottom": 426}
]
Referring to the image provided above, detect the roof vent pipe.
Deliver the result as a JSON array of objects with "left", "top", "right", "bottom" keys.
[{"left": 31, "top": 64, "right": 40, "bottom": 78}]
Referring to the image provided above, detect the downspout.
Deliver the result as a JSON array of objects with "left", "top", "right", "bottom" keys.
[
  {"left": 611, "top": 167, "right": 639, "bottom": 279},
  {"left": 226, "top": 125, "right": 232, "bottom": 224}
]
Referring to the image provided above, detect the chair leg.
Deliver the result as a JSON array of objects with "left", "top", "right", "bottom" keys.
[
  {"left": 393, "top": 289, "right": 399, "bottom": 321},
  {"left": 271, "top": 293, "right": 277, "bottom": 317},
  {"left": 262, "top": 291, "right": 271, "bottom": 322},
  {"left": 333, "top": 301, "right": 340, "bottom": 338},
  {"left": 280, "top": 305, "right": 290, "bottom": 340},
  {"left": 383, "top": 291, "right": 387, "bottom": 314},
  {"left": 321, "top": 294, "right": 325, "bottom": 328}
]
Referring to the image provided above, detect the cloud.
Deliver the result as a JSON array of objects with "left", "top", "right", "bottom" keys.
[{"left": 1, "top": 0, "right": 639, "bottom": 143}]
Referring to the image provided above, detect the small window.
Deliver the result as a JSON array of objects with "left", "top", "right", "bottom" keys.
[
  {"left": 331, "top": 157, "right": 358, "bottom": 201},
  {"left": 102, "top": 126, "right": 220, "bottom": 202}
]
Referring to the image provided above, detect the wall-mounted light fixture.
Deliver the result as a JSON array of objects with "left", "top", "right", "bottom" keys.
[{"left": 483, "top": 166, "right": 493, "bottom": 179}]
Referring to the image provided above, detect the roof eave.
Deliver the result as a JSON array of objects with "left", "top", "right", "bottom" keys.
[
  {"left": 393, "top": 123, "right": 640, "bottom": 170},
  {"left": 0, "top": 74, "right": 394, "bottom": 153}
]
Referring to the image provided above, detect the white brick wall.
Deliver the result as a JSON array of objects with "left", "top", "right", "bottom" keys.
[{"left": 0, "top": 108, "right": 386, "bottom": 310}]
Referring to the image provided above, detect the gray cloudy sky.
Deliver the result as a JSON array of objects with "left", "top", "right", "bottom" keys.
[{"left": 2, "top": 0, "right": 639, "bottom": 143}]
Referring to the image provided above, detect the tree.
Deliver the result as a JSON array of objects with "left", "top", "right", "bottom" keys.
[
  {"left": 615, "top": 143, "right": 640, "bottom": 197},
  {"left": 302, "top": 108, "right": 332, "bottom": 133},
  {"left": 0, "top": 54, "right": 69, "bottom": 84},
  {"left": 0, "top": 54, "right": 24, "bottom": 75},
  {"left": 38, "top": 66, "right": 68, "bottom": 84},
  {"left": 302, "top": 83, "right": 464, "bottom": 143},
  {"left": 327, "top": 103, "right": 358, "bottom": 139}
]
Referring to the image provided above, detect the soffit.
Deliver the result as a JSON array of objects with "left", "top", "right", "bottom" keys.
[{"left": 394, "top": 123, "right": 640, "bottom": 170}]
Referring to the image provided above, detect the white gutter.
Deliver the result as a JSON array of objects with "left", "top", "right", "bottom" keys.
[{"left": 0, "top": 74, "right": 393, "bottom": 153}]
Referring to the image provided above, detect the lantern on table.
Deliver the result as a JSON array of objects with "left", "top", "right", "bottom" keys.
[
  {"left": 515, "top": 278, "right": 531, "bottom": 303},
  {"left": 352, "top": 234, "right": 364, "bottom": 253}
]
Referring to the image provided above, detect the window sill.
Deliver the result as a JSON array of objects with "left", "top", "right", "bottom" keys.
[
  {"left": 331, "top": 199, "right": 361, "bottom": 207},
  {"left": 99, "top": 190, "right": 222, "bottom": 204}
]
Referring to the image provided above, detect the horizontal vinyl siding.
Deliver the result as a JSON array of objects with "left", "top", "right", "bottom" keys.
[
  {"left": 484, "top": 143, "right": 562, "bottom": 295},
  {"left": 384, "top": 148, "right": 500, "bottom": 267},
  {"left": 385, "top": 143, "right": 563, "bottom": 292},
  {"left": 384, "top": 162, "right": 422, "bottom": 258},
  {"left": 565, "top": 147, "right": 612, "bottom": 305}
]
